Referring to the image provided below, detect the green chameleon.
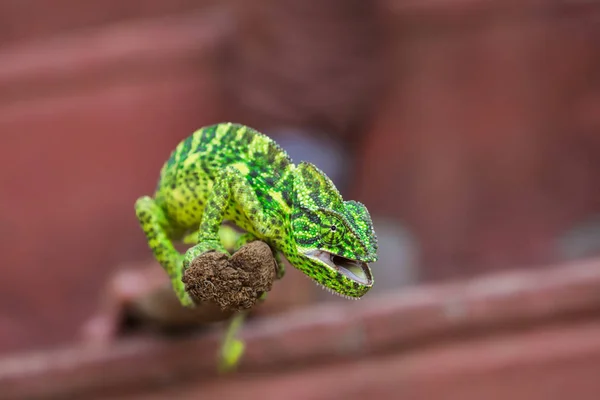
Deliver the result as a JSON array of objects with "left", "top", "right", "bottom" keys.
[{"left": 134, "top": 122, "right": 378, "bottom": 371}]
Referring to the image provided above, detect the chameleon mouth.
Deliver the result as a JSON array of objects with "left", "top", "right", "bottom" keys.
[{"left": 305, "top": 250, "right": 373, "bottom": 287}]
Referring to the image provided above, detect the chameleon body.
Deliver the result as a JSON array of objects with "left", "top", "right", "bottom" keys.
[{"left": 134, "top": 122, "right": 378, "bottom": 370}]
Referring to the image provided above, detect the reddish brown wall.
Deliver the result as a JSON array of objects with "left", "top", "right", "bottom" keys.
[
  {"left": 0, "top": 0, "right": 214, "bottom": 45},
  {"left": 356, "top": 0, "right": 600, "bottom": 280},
  {"left": 0, "top": 9, "right": 229, "bottom": 353}
]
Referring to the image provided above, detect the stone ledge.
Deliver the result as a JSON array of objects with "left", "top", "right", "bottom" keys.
[
  {"left": 2, "top": 257, "right": 600, "bottom": 399},
  {"left": 146, "top": 321, "right": 600, "bottom": 400}
]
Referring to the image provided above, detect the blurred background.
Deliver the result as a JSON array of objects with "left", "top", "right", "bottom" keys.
[{"left": 1, "top": 0, "right": 600, "bottom": 398}]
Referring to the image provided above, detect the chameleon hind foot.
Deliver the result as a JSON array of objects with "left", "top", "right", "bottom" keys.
[{"left": 134, "top": 196, "right": 195, "bottom": 308}]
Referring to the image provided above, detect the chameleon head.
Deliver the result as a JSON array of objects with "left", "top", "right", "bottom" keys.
[{"left": 289, "top": 162, "right": 378, "bottom": 299}]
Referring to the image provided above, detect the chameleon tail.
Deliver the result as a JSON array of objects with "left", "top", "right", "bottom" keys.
[
  {"left": 218, "top": 311, "right": 248, "bottom": 373},
  {"left": 218, "top": 292, "right": 269, "bottom": 372}
]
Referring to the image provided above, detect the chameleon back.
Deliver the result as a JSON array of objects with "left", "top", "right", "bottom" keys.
[{"left": 153, "top": 123, "right": 294, "bottom": 233}]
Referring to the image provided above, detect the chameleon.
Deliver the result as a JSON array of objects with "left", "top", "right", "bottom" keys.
[{"left": 134, "top": 122, "right": 378, "bottom": 371}]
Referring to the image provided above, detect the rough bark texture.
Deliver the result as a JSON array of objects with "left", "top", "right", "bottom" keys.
[{"left": 183, "top": 241, "right": 277, "bottom": 311}]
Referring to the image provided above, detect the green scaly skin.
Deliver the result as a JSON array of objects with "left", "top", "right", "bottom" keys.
[{"left": 134, "top": 122, "right": 378, "bottom": 371}]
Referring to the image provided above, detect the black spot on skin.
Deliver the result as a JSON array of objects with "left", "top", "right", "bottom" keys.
[
  {"left": 307, "top": 213, "right": 320, "bottom": 224},
  {"left": 310, "top": 192, "right": 324, "bottom": 207},
  {"left": 282, "top": 189, "right": 292, "bottom": 205},
  {"left": 223, "top": 124, "right": 236, "bottom": 142},
  {"left": 296, "top": 237, "right": 318, "bottom": 245},
  {"left": 202, "top": 125, "right": 218, "bottom": 143},
  {"left": 180, "top": 135, "right": 193, "bottom": 158},
  {"left": 241, "top": 130, "right": 253, "bottom": 145},
  {"left": 266, "top": 146, "right": 277, "bottom": 164},
  {"left": 265, "top": 177, "right": 275, "bottom": 187}
]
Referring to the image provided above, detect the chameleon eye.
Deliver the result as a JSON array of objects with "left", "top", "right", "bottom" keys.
[{"left": 321, "top": 216, "right": 345, "bottom": 245}]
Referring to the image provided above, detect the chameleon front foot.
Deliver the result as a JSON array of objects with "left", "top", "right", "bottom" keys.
[{"left": 183, "top": 240, "right": 230, "bottom": 271}]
